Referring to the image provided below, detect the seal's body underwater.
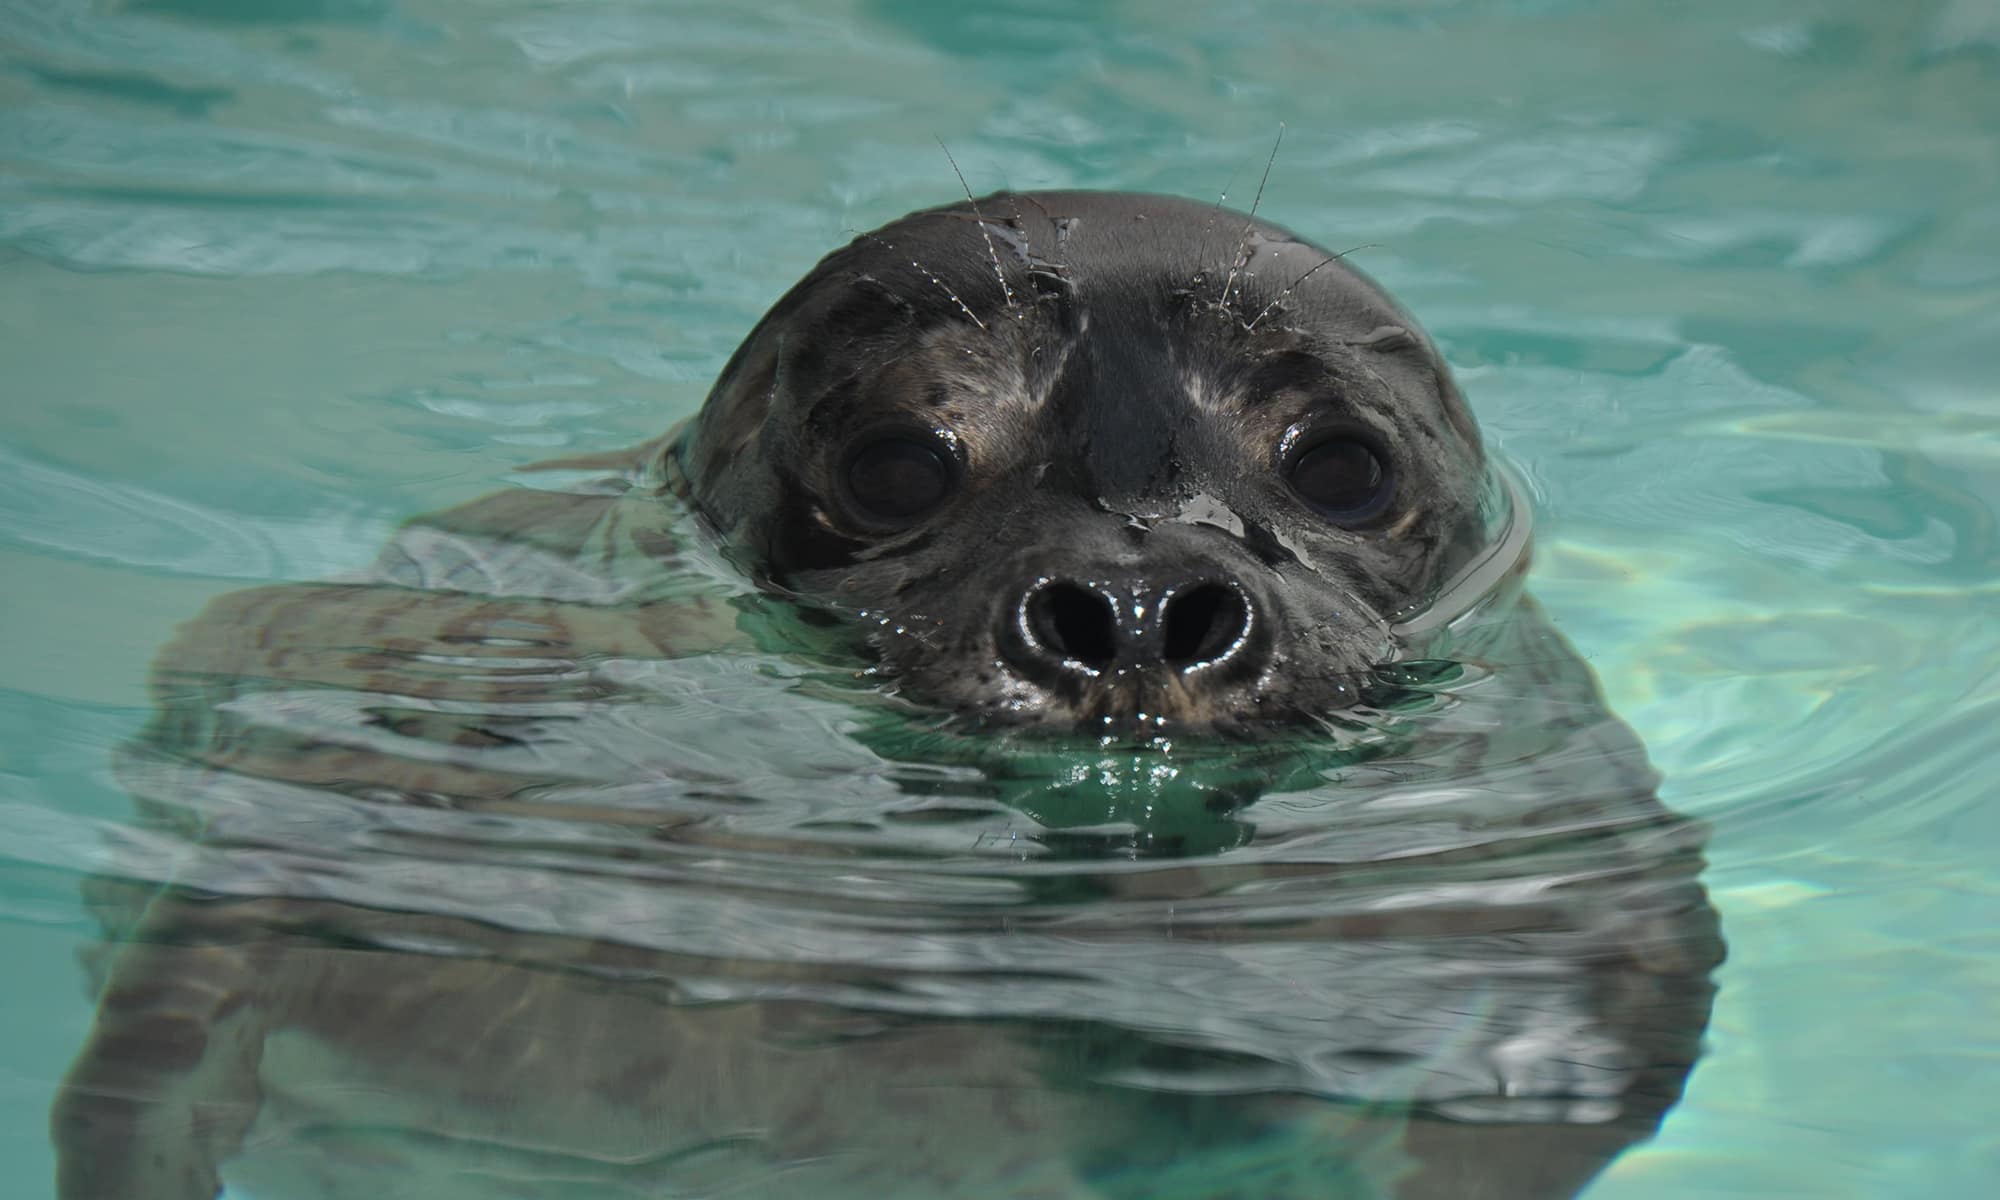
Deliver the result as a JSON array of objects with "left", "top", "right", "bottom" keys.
[{"left": 54, "top": 192, "right": 1721, "bottom": 1200}]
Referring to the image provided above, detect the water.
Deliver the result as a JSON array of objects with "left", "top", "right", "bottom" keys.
[{"left": 2, "top": 0, "right": 1996, "bottom": 1196}]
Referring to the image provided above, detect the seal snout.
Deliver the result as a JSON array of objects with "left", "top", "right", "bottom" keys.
[{"left": 1007, "top": 575, "right": 1260, "bottom": 685}]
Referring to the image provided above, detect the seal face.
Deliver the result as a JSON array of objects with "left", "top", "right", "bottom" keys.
[{"left": 679, "top": 191, "right": 1504, "bottom": 731}]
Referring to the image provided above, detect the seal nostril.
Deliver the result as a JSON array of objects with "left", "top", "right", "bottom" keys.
[
  {"left": 1026, "top": 583, "right": 1116, "bottom": 669},
  {"left": 1163, "top": 584, "right": 1248, "bottom": 668}
]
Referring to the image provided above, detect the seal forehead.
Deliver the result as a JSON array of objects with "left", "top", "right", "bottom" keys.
[
  {"left": 918, "top": 191, "right": 1413, "bottom": 335},
  {"left": 878, "top": 193, "right": 1472, "bottom": 448}
]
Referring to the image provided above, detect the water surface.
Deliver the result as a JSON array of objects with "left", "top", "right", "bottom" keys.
[{"left": 3, "top": 1, "right": 1997, "bottom": 1197}]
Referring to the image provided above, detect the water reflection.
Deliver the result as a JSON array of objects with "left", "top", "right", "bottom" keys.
[{"left": 55, "top": 452, "right": 1721, "bottom": 1200}]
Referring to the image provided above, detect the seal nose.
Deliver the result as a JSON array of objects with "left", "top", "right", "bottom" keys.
[{"left": 1010, "top": 578, "right": 1256, "bottom": 679}]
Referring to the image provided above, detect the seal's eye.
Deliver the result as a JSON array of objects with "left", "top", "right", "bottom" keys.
[
  {"left": 839, "top": 433, "right": 957, "bottom": 529},
  {"left": 1286, "top": 435, "right": 1393, "bottom": 523}
]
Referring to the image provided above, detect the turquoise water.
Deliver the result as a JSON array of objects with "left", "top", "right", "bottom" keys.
[{"left": 3, "top": 0, "right": 1998, "bottom": 1196}]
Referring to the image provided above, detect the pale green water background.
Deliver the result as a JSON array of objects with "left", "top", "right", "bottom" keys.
[{"left": 3, "top": 0, "right": 1997, "bottom": 1196}]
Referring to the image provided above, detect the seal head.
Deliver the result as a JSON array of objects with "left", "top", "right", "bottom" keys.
[{"left": 679, "top": 191, "right": 1506, "bottom": 731}]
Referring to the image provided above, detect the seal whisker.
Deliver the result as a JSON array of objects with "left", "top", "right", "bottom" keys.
[
  {"left": 911, "top": 258, "right": 988, "bottom": 331},
  {"left": 1244, "top": 244, "right": 1379, "bottom": 332},
  {"left": 1244, "top": 259, "right": 1329, "bottom": 332},
  {"left": 1220, "top": 122, "right": 1285, "bottom": 310},
  {"left": 936, "top": 138, "right": 1018, "bottom": 316},
  {"left": 852, "top": 232, "right": 988, "bottom": 332},
  {"left": 1190, "top": 164, "right": 1245, "bottom": 297}
]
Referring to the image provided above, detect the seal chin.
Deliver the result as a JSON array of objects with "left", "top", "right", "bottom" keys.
[
  {"left": 1019, "top": 670, "right": 1245, "bottom": 733},
  {"left": 1049, "top": 672, "right": 1277, "bottom": 734},
  {"left": 883, "top": 666, "right": 1358, "bottom": 737},
  {"left": 869, "top": 624, "right": 1381, "bottom": 736}
]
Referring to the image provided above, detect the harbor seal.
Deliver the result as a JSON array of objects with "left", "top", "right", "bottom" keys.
[{"left": 53, "top": 191, "right": 1722, "bottom": 1200}]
